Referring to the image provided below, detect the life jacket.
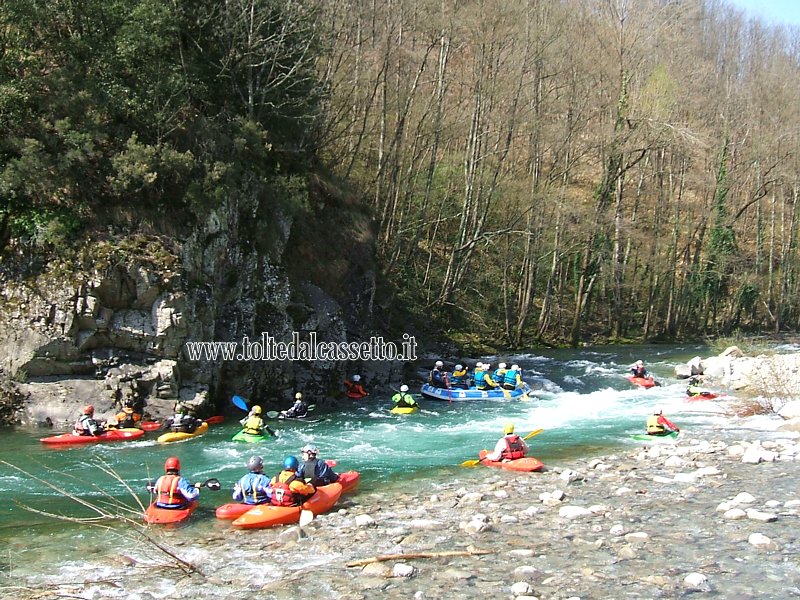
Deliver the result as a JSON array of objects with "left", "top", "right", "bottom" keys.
[
  {"left": 75, "top": 415, "right": 101, "bottom": 436},
  {"left": 646, "top": 414, "right": 665, "bottom": 434},
  {"left": 471, "top": 368, "right": 484, "bottom": 388},
  {"left": 115, "top": 408, "right": 140, "bottom": 429},
  {"left": 631, "top": 367, "right": 647, "bottom": 378},
  {"left": 300, "top": 458, "right": 321, "bottom": 486},
  {"left": 270, "top": 472, "right": 301, "bottom": 506},
  {"left": 155, "top": 474, "right": 185, "bottom": 508},
  {"left": 450, "top": 369, "right": 468, "bottom": 387},
  {"left": 242, "top": 415, "right": 264, "bottom": 435},
  {"left": 503, "top": 370, "right": 519, "bottom": 387},
  {"left": 492, "top": 368, "right": 507, "bottom": 384},
  {"left": 240, "top": 472, "right": 270, "bottom": 504},
  {"left": 476, "top": 372, "right": 493, "bottom": 390},
  {"left": 501, "top": 435, "right": 525, "bottom": 460},
  {"left": 393, "top": 392, "right": 415, "bottom": 408},
  {"left": 345, "top": 381, "right": 368, "bottom": 398}
]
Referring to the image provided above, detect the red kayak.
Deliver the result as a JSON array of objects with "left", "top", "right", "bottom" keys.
[
  {"left": 478, "top": 450, "right": 544, "bottom": 472},
  {"left": 140, "top": 421, "right": 162, "bottom": 432},
  {"left": 338, "top": 471, "right": 360, "bottom": 494},
  {"left": 144, "top": 501, "right": 198, "bottom": 524},
  {"left": 40, "top": 428, "right": 145, "bottom": 446},
  {"left": 626, "top": 375, "right": 656, "bottom": 389},
  {"left": 686, "top": 391, "right": 723, "bottom": 401},
  {"left": 232, "top": 483, "right": 343, "bottom": 529}
]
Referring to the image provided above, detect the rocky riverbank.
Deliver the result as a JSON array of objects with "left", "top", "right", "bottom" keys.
[{"left": 12, "top": 416, "right": 800, "bottom": 600}]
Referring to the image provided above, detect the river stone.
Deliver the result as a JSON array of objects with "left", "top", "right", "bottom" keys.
[
  {"left": 392, "top": 563, "right": 415, "bottom": 578},
  {"left": 513, "top": 565, "right": 539, "bottom": 582},
  {"left": 361, "top": 562, "right": 389, "bottom": 576},
  {"left": 510, "top": 581, "right": 533, "bottom": 595},
  {"left": 559, "top": 505, "right": 593, "bottom": 519},
  {"left": 459, "top": 492, "right": 484, "bottom": 505},
  {"left": 609, "top": 524, "right": 625, "bottom": 536},
  {"left": 355, "top": 514, "right": 376, "bottom": 527},
  {"left": 684, "top": 572, "right": 711, "bottom": 591},
  {"left": 624, "top": 532, "right": 649, "bottom": 543},
  {"left": 509, "top": 549, "right": 535, "bottom": 557},
  {"left": 723, "top": 508, "right": 747, "bottom": 520},
  {"left": 443, "top": 569, "right": 474, "bottom": 580},
  {"left": 407, "top": 519, "right": 445, "bottom": 530},
  {"left": 500, "top": 515, "right": 519, "bottom": 524},
  {"left": 733, "top": 492, "right": 757, "bottom": 504},
  {"left": 748, "top": 532, "right": 773, "bottom": 547},
  {"left": 746, "top": 509, "right": 778, "bottom": 522}
]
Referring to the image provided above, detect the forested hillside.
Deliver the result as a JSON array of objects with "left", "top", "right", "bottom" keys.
[
  {"left": 317, "top": 0, "right": 800, "bottom": 346},
  {"left": 2, "top": 0, "right": 799, "bottom": 350}
]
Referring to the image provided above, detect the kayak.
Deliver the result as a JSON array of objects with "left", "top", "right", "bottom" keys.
[
  {"left": 338, "top": 470, "right": 360, "bottom": 493},
  {"left": 232, "top": 429, "right": 272, "bottom": 443},
  {"left": 140, "top": 421, "right": 162, "bottom": 432},
  {"left": 216, "top": 501, "right": 260, "bottom": 520},
  {"left": 144, "top": 501, "right": 198, "bottom": 524},
  {"left": 686, "top": 391, "right": 722, "bottom": 401},
  {"left": 232, "top": 482, "right": 343, "bottom": 529},
  {"left": 420, "top": 384, "right": 528, "bottom": 402},
  {"left": 626, "top": 375, "right": 657, "bottom": 388},
  {"left": 40, "top": 428, "right": 145, "bottom": 446},
  {"left": 157, "top": 422, "right": 209, "bottom": 444},
  {"left": 478, "top": 450, "right": 544, "bottom": 472},
  {"left": 631, "top": 431, "right": 680, "bottom": 442},
  {"left": 391, "top": 405, "right": 419, "bottom": 415},
  {"left": 276, "top": 415, "right": 324, "bottom": 423}
]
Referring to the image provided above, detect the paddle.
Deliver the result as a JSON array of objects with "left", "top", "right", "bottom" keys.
[
  {"left": 299, "top": 509, "right": 315, "bottom": 527},
  {"left": 232, "top": 395, "right": 249, "bottom": 412},
  {"left": 266, "top": 404, "right": 317, "bottom": 419},
  {"left": 205, "top": 415, "right": 225, "bottom": 425},
  {"left": 146, "top": 477, "right": 222, "bottom": 492},
  {"left": 460, "top": 429, "right": 545, "bottom": 467}
]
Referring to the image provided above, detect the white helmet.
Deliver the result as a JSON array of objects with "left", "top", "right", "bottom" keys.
[
  {"left": 511, "top": 364, "right": 520, "bottom": 371},
  {"left": 435, "top": 360, "right": 444, "bottom": 367},
  {"left": 353, "top": 375, "right": 361, "bottom": 382},
  {"left": 483, "top": 362, "right": 491, "bottom": 369},
  {"left": 295, "top": 392, "right": 303, "bottom": 399},
  {"left": 400, "top": 384, "right": 409, "bottom": 392},
  {"left": 475, "top": 362, "right": 483, "bottom": 368},
  {"left": 301, "top": 444, "right": 318, "bottom": 456},
  {"left": 653, "top": 406, "right": 662, "bottom": 415},
  {"left": 636, "top": 360, "right": 644, "bottom": 366},
  {"left": 499, "top": 362, "right": 507, "bottom": 369},
  {"left": 455, "top": 364, "right": 463, "bottom": 370}
]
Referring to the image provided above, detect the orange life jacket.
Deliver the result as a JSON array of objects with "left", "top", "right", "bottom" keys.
[
  {"left": 155, "top": 474, "right": 185, "bottom": 508},
  {"left": 501, "top": 435, "right": 525, "bottom": 460}
]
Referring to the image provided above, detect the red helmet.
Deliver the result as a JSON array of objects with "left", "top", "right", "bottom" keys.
[
  {"left": 83, "top": 405, "right": 94, "bottom": 415},
  {"left": 164, "top": 457, "right": 180, "bottom": 472}
]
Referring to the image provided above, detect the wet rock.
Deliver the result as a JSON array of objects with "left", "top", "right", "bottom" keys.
[
  {"left": 355, "top": 514, "right": 376, "bottom": 527},
  {"left": 361, "top": 562, "right": 388, "bottom": 577},
  {"left": 684, "top": 572, "right": 711, "bottom": 592},
  {"left": 746, "top": 509, "right": 778, "bottom": 522},
  {"left": 392, "top": 563, "right": 415, "bottom": 578},
  {"left": 748, "top": 532, "right": 773, "bottom": 547},
  {"left": 558, "top": 505, "right": 593, "bottom": 519},
  {"left": 510, "top": 581, "right": 533, "bottom": 595}
]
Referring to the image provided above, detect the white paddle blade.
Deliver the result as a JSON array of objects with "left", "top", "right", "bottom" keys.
[{"left": 299, "top": 510, "right": 315, "bottom": 527}]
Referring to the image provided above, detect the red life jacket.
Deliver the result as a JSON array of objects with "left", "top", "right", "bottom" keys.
[
  {"left": 345, "top": 381, "right": 367, "bottom": 398},
  {"left": 270, "top": 473, "right": 300, "bottom": 506},
  {"left": 155, "top": 474, "right": 184, "bottom": 508},
  {"left": 501, "top": 435, "right": 525, "bottom": 460}
]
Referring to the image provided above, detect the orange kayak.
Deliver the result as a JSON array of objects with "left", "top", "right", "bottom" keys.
[
  {"left": 478, "top": 450, "right": 544, "bottom": 472},
  {"left": 144, "top": 501, "right": 198, "bottom": 524},
  {"left": 232, "top": 482, "right": 343, "bottom": 529}
]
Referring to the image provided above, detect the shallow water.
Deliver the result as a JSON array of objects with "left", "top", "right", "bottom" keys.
[{"left": 0, "top": 342, "right": 786, "bottom": 586}]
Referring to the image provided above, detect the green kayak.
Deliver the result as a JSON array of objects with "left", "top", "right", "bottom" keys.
[
  {"left": 232, "top": 429, "right": 272, "bottom": 443},
  {"left": 631, "top": 431, "right": 680, "bottom": 442}
]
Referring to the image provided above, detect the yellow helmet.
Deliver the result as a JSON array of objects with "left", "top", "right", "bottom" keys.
[
  {"left": 252, "top": 405, "right": 262, "bottom": 415},
  {"left": 503, "top": 422, "right": 514, "bottom": 435}
]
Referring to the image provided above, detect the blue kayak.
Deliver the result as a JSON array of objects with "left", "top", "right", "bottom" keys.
[{"left": 420, "top": 384, "right": 529, "bottom": 401}]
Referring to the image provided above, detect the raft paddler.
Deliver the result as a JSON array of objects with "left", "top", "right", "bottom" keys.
[
  {"left": 475, "top": 362, "right": 501, "bottom": 391},
  {"left": 484, "top": 422, "right": 529, "bottom": 462},
  {"left": 502, "top": 364, "right": 523, "bottom": 390}
]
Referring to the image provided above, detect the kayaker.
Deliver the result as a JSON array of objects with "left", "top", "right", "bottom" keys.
[
  {"left": 240, "top": 404, "right": 267, "bottom": 435},
  {"left": 428, "top": 361, "right": 449, "bottom": 388},
  {"left": 73, "top": 405, "right": 105, "bottom": 436},
  {"left": 281, "top": 392, "right": 309, "bottom": 419},
  {"left": 646, "top": 407, "right": 680, "bottom": 436},
  {"left": 686, "top": 377, "right": 712, "bottom": 397},
  {"left": 232, "top": 455, "right": 272, "bottom": 505},
  {"left": 491, "top": 363, "right": 508, "bottom": 385},
  {"left": 484, "top": 422, "right": 529, "bottom": 461},
  {"left": 630, "top": 360, "right": 651, "bottom": 379},
  {"left": 268, "top": 456, "right": 316, "bottom": 506},
  {"left": 149, "top": 456, "right": 200, "bottom": 509},
  {"left": 475, "top": 362, "right": 501, "bottom": 391},
  {"left": 344, "top": 375, "right": 369, "bottom": 398},
  {"left": 450, "top": 364, "right": 469, "bottom": 389},
  {"left": 166, "top": 404, "right": 202, "bottom": 434},
  {"left": 107, "top": 399, "right": 141, "bottom": 429},
  {"left": 391, "top": 384, "right": 418, "bottom": 409},
  {"left": 297, "top": 444, "right": 340, "bottom": 486},
  {"left": 502, "top": 364, "right": 523, "bottom": 390}
]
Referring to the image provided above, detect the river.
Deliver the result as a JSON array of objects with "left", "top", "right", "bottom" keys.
[{"left": 0, "top": 342, "right": 790, "bottom": 592}]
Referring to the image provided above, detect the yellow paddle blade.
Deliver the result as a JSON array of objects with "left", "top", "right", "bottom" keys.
[
  {"left": 523, "top": 428, "right": 544, "bottom": 441},
  {"left": 460, "top": 459, "right": 481, "bottom": 467}
]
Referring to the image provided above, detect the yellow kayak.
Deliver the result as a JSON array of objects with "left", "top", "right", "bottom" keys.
[
  {"left": 391, "top": 405, "right": 419, "bottom": 415},
  {"left": 157, "top": 422, "right": 209, "bottom": 444}
]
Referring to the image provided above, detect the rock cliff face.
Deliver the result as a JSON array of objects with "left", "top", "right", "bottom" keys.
[{"left": 1, "top": 181, "right": 379, "bottom": 426}]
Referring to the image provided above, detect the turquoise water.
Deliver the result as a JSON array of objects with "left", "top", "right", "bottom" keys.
[{"left": 0, "top": 343, "right": 765, "bottom": 550}]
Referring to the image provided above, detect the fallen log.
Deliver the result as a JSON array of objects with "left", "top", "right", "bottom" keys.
[{"left": 346, "top": 548, "right": 494, "bottom": 567}]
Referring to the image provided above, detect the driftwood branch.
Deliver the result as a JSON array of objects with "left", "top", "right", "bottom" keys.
[{"left": 346, "top": 548, "right": 494, "bottom": 567}]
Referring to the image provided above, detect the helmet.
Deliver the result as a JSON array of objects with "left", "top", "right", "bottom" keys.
[
  {"left": 283, "top": 455, "right": 299, "bottom": 470},
  {"left": 511, "top": 364, "right": 520, "bottom": 371},
  {"left": 251, "top": 405, "right": 262, "bottom": 415},
  {"left": 435, "top": 361, "right": 443, "bottom": 367},
  {"left": 247, "top": 455, "right": 264, "bottom": 472},
  {"left": 636, "top": 360, "right": 644, "bottom": 366},
  {"left": 124, "top": 399, "right": 135, "bottom": 408},
  {"left": 475, "top": 362, "right": 483, "bottom": 368},
  {"left": 301, "top": 444, "right": 318, "bottom": 456},
  {"left": 353, "top": 375, "right": 361, "bottom": 382},
  {"left": 484, "top": 363, "right": 491, "bottom": 369},
  {"left": 295, "top": 392, "right": 303, "bottom": 399},
  {"left": 455, "top": 364, "right": 463, "bottom": 370},
  {"left": 164, "top": 457, "right": 180, "bottom": 472},
  {"left": 653, "top": 407, "right": 662, "bottom": 415},
  {"left": 83, "top": 405, "right": 94, "bottom": 415},
  {"left": 400, "top": 384, "right": 409, "bottom": 392},
  {"left": 499, "top": 363, "right": 507, "bottom": 369},
  {"left": 503, "top": 422, "right": 515, "bottom": 435}
]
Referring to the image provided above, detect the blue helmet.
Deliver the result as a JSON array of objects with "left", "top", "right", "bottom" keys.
[{"left": 283, "top": 455, "right": 299, "bottom": 470}]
